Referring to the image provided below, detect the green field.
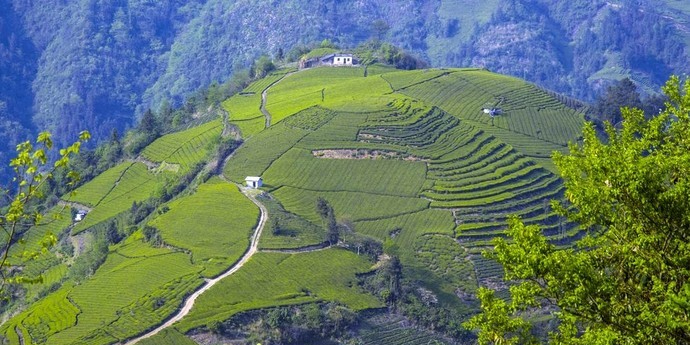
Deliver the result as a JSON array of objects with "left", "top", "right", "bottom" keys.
[
  {"left": 71, "top": 162, "right": 170, "bottom": 234},
  {"left": 141, "top": 119, "right": 222, "bottom": 171},
  {"left": 5, "top": 64, "right": 590, "bottom": 343},
  {"left": 48, "top": 239, "right": 202, "bottom": 345},
  {"left": 224, "top": 121, "right": 310, "bottom": 183},
  {"left": 265, "top": 67, "right": 395, "bottom": 122},
  {"left": 2, "top": 237, "right": 204, "bottom": 345},
  {"left": 223, "top": 93, "right": 262, "bottom": 121},
  {"left": 10, "top": 206, "right": 72, "bottom": 264},
  {"left": 150, "top": 178, "right": 259, "bottom": 277},
  {"left": 274, "top": 186, "right": 430, "bottom": 224},
  {"left": 137, "top": 329, "right": 198, "bottom": 345},
  {"left": 66, "top": 162, "right": 133, "bottom": 207},
  {"left": 263, "top": 148, "right": 427, "bottom": 197},
  {"left": 231, "top": 115, "right": 266, "bottom": 138},
  {"left": 399, "top": 69, "right": 585, "bottom": 147},
  {"left": 222, "top": 68, "right": 297, "bottom": 138},
  {"left": 1, "top": 286, "right": 80, "bottom": 344},
  {"left": 177, "top": 249, "right": 383, "bottom": 332},
  {"left": 257, "top": 194, "right": 326, "bottom": 249}
]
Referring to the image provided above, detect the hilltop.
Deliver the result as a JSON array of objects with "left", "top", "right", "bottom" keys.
[
  {"left": 2, "top": 63, "right": 588, "bottom": 344},
  {"left": 1, "top": 0, "right": 688, "bottom": 182}
]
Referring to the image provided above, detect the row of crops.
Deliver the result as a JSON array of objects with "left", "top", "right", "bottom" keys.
[
  {"left": 69, "top": 162, "right": 168, "bottom": 234},
  {"left": 224, "top": 72, "right": 585, "bottom": 317},
  {"left": 4, "top": 65, "right": 591, "bottom": 344},
  {"left": 222, "top": 68, "right": 296, "bottom": 137},
  {"left": 2, "top": 179, "right": 260, "bottom": 344},
  {"left": 0, "top": 119, "right": 239, "bottom": 344},
  {"left": 399, "top": 69, "right": 585, "bottom": 147},
  {"left": 359, "top": 314, "right": 451, "bottom": 345},
  {"left": 176, "top": 249, "right": 383, "bottom": 332},
  {"left": 68, "top": 119, "right": 223, "bottom": 234},
  {"left": 264, "top": 66, "right": 397, "bottom": 123},
  {"left": 0, "top": 237, "right": 206, "bottom": 345},
  {"left": 141, "top": 119, "right": 223, "bottom": 171},
  {"left": 149, "top": 177, "right": 259, "bottom": 277},
  {"left": 256, "top": 193, "right": 326, "bottom": 250},
  {"left": 354, "top": 100, "right": 579, "bottom": 244}
]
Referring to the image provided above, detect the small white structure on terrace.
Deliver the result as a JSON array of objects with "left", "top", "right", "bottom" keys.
[
  {"left": 321, "top": 53, "right": 355, "bottom": 66},
  {"left": 245, "top": 176, "right": 263, "bottom": 189},
  {"left": 74, "top": 210, "right": 87, "bottom": 222},
  {"left": 482, "top": 107, "right": 502, "bottom": 117}
]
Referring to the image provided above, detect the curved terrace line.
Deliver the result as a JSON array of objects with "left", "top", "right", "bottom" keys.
[{"left": 123, "top": 185, "right": 268, "bottom": 345}]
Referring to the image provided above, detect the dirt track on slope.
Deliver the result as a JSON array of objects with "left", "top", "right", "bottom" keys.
[
  {"left": 122, "top": 187, "right": 268, "bottom": 345},
  {"left": 260, "top": 71, "right": 297, "bottom": 128}
]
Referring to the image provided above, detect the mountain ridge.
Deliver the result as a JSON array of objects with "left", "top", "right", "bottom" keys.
[{"left": 1, "top": 0, "right": 688, "bottom": 154}]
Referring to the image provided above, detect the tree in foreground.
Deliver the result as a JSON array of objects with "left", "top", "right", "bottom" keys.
[
  {"left": 0, "top": 131, "right": 90, "bottom": 296},
  {"left": 465, "top": 75, "right": 690, "bottom": 344}
]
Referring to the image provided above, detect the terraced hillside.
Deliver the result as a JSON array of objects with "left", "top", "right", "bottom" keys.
[
  {"left": 1, "top": 121, "right": 234, "bottom": 344},
  {"left": 221, "top": 67, "right": 584, "bottom": 310},
  {"left": 3, "top": 65, "right": 586, "bottom": 345}
]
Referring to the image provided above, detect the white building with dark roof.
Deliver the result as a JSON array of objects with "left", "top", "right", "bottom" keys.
[{"left": 245, "top": 176, "right": 263, "bottom": 189}]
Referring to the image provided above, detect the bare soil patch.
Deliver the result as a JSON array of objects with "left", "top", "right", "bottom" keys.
[{"left": 312, "top": 149, "right": 424, "bottom": 161}]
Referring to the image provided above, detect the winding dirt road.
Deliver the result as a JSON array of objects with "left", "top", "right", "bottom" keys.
[{"left": 123, "top": 188, "right": 268, "bottom": 345}]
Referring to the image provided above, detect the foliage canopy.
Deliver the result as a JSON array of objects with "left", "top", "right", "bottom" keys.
[
  {"left": 0, "top": 131, "right": 90, "bottom": 292},
  {"left": 465, "top": 75, "right": 690, "bottom": 344}
]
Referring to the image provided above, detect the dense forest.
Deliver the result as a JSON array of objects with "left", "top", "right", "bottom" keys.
[{"left": 0, "top": 0, "right": 688, "bottom": 182}]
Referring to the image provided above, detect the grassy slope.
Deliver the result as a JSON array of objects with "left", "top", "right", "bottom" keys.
[
  {"left": 151, "top": 177, "right": 259, "bottom": 277},
  {"left": 263, "top": 148, "right": 427, "bottom": 197},
  {"left": 70, "top": 162, "right": 169, "bottom": 234},
  {"left": 137, "top": 329, "right": 198, "bottom": 345},
  {"left": 70, "top": 120, "right": 223, "bottom": 234},
  {"left": 274, "top": 186, "right": 430, "bottom": 224},
  {"left": 1, "top": 237, "right": 206, "bottom": 345},
  {"left": 257, "top": 193, "right": 326, "bottom": 249},
  {"left": 398, "top": 69, "right": 585, "bottom": 147},
  {"left": 225, "top": 65, "right": 582, "bottom": 311},
  {"left": 264, "top": 67, "right": 396, "bottom": 122},
  {"left": 176, "top": 249, "right": 383, "bottom": 332},
  {"left": 141, "top": 119, "right": 223, "bottom": 172},
  {"left": 5, "top": 65, "right": 589, "bottom": 344},
  {"left": 49, "top": 242, "right": 201, "bottom": 344}
]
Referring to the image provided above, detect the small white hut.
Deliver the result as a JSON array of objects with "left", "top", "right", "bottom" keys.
[
  {"left": 321, "top": 53, "right": 355, "bottom": 66},
  {"left": 74, "top": 210, "right": 87, "bottom": 222},
  {"left": 245, "top": 176, "right": 263, "bottom": 189}
]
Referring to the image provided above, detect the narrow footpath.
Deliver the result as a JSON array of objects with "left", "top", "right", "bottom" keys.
[
  {"left": 260, "top": 87, "right": 272, "bottom": 128},
  {"left": 123, "top": 187, "right": 268, "bottom": 344},
  {"left": 124, "top": 69, "right": 304, "bottom": 344},
  {"left": 259, "top": 71, "right": 297, "bottom": 128}
]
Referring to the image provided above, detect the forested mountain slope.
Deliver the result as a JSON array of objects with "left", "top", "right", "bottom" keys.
[{"left": 0, "top": 0, "right": 688, "bottom": 179}]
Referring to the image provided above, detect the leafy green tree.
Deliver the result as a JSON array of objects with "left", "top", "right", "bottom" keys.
[
  {"left": 370, "top": 19, "right": 390, "bottom": 41},
  {"left": 593, "top": 77, "right": 643, "bottom": 125},
  {"left": 1, "top": 131, "right": 90, "bottom": 292},
  {"left": 139, "top": 108, "right": 159, "bottom": 135},
  {"left": 316, "top": 197, "right": 330, "bottom": 219},
  {"left": 251, "top": 55, "right": 276, "bottom": 79},
  {"left": 326, "top": 215, "right": 338, "bottom": 246},
  {"left": 465, "top": 76, "right": 690, "bottom": 344},
  {"left": 315, "top": 197, "right": 338, "bottom": 245},
  {"left": 319, "top": 39, "right": 337, "bottom": 49}
]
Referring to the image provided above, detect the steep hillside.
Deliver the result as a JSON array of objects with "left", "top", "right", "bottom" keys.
[
  {"left": 2, "top": 65, "right": 586, "bottom": 344},
  {"left": 1, "top": 0, "right": 688, "bottom": 167}
]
